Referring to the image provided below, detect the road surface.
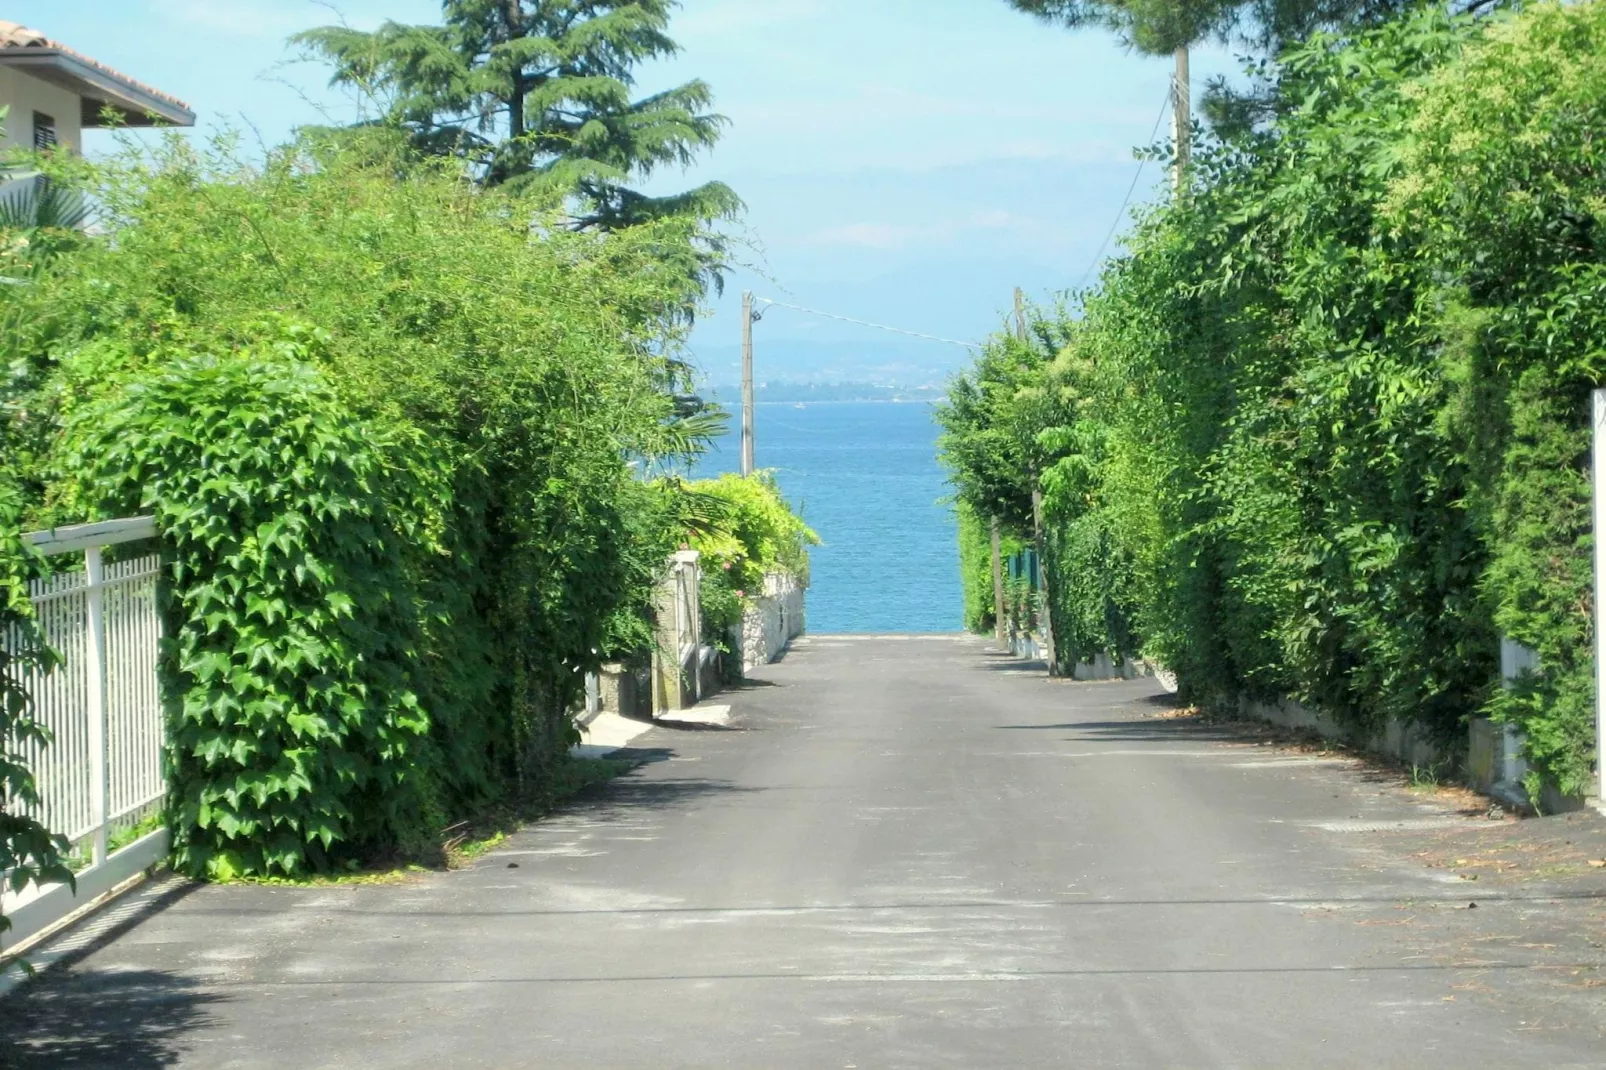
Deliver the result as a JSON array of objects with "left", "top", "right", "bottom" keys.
[{"left": 5, "top": 635, "right": 1605, "bottom": 1067}]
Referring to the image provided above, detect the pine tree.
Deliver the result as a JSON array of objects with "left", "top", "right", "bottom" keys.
[{"left": 296, "top": 1, "right": 740, "bottom": 230}]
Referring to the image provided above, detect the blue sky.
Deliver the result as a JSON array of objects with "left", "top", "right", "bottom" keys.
[{"left": 17, "top": 0, "right": 1241, "bottom": 385}]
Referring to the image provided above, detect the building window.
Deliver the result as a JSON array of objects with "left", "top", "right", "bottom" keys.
[{"left": 33, "top": 111, "right": 56, "bottom": 150}]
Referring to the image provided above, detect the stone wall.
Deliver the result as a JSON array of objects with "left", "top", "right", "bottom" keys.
[{"left": 739, "top": 573, "right": 806, "bottom": 672}]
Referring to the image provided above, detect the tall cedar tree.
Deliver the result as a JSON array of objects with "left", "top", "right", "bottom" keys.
[
  {"left": 1007, "top": 0, "right": 1435, "bottom": 134},
  {"left": 296, "top": 1, "right": 740, "bottom": 230}
]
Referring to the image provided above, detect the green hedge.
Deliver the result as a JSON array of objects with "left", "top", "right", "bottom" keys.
[
  {"left": 943, "top": 2, "right": 1606, "bottom": 796},
  {"left": 956, "top": 502, "right": 996, "bottom": 634},
  {"left": 9, "top": 132, "right": 717, "bottom": 876}
]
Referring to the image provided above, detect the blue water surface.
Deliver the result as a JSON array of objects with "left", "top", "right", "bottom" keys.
[{"left": 691, "top": 401, "right": 961, "bottom": 633}]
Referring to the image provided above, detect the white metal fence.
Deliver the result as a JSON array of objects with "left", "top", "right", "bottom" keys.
[{"left": 2, "top": 516, "right": 167, "bottom": 955}]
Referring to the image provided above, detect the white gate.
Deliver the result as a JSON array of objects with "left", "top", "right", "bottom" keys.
[{"left": 2, "top": 516, "right": 167, "bottom": 956}]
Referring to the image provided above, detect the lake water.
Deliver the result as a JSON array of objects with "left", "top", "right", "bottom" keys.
[{"left": 691, "top": 401, "right": 962, "bottom": 633}]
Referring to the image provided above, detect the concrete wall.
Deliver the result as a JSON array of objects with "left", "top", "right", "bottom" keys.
[
  {"left": 1229, "top": 641, "right": 1591, "bottom": 814},
  {"left": 738, "top": 572, "right": 805, "bottom": 672},
  {"left": 597, "top": 551, "right": 725, "bottom": 718},
  {"left": 0, "top": 68, "right": 82, "bottom": 152},
  {"left": 1237, "top": 696, "right": 1445, "bottom": 770},
  {"left": 1070, "top": 653, "right": 1150, "bottom": 682},
  {"left": 1008, "top": 631, "right": 1044, "bottom": 661}
]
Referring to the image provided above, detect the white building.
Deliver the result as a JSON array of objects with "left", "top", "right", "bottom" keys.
[{"left": 0, "top": 20, "right": 193, "bottom": 153}]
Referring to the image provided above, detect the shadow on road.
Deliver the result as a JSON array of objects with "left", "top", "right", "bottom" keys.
[
  {"left": 567, "top": 770, "right": 766, "bottom": 821},
  {"left": 0, "top": 967, "right": 224, "bottom": 1069},
  {"left": 976, "top": 659, "right": 1050, "bottom": 673},
  {"left": 2, "top": 880, "right": 220, "bottom": 1069},
  {"left": 652, "top": 718, "right": 745, "bottom": 732},
  {"left": 996, "top": 717, "right": 1256, "bottom": 744},
  {"left": 721, "top": 677, "right": 781, "bottom": 690}
]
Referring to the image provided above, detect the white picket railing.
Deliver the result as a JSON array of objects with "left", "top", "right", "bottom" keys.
[{"left": 2, "top": 516, "right": 167, "bottom": 955}]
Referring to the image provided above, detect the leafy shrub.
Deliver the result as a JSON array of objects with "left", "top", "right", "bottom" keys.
[
  {"left": 955, "top": 500, "right": 1033, "bottom": 636},
  {"left": 680, "top": 471, "right": 816, "bottom": 652},
  {"left": 685, "top": 472, "right": 818, "bottom": 591},
  {"left": 955, "top": 502, "right": 996, "bottom": 634},
  {"left": 1385, "top": 0, "right": 1606, "bottom": 792}
]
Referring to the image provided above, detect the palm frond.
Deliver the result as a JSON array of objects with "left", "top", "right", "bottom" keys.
[{"left": 0, "top": 177, "right": 90, "bottom": 232}]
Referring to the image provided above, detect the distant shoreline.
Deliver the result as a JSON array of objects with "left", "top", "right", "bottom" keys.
[
  {"left": 749, "top": 398, "right": 939, "bottom": 406},
  {"left": 704, "top": 383, "right": 946, "bottom": 406}
]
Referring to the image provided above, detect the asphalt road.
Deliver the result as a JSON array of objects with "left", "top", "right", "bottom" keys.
[{"left": 5, "top": 634, "right": 1606, "bottom": 1068}]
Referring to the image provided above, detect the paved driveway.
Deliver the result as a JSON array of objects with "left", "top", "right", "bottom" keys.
[{"left": 4, "top": 635, "right": 1605, "bottom": 1068}]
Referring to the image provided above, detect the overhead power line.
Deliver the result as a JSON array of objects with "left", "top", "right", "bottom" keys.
[
  {"left": 1073, "top": 88, "right": 1173, "bottom": 294},
  {"left": 755, "top": 297, "right": 983, "bottom": 351}
]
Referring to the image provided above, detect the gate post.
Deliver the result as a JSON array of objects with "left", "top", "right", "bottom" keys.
[{"left": 84, "top": 544, "right": 110, "bottom": 867}]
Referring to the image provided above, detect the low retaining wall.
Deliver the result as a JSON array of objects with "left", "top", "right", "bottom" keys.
[
  {"left": 1237, "top": 696, "right": 1444, "bottom": 769},
  {"left": 739, "top": 573, "right": 805, "bottom": 672},
  {"left": 1070, "top": 653, "right": 1150, "bottom": 682},
  {"left": 1051, "top": 634, "right": 1592, "bottom": 813},
  {"left": 1465, "top": 716, "right": 1586, "bottom": 815},
  {"left": 1235, "top": 695, "right": 1588, "bottom": 814},
  {"left": 1008, "top": 631, "right": 1045, "bottom": 661}
]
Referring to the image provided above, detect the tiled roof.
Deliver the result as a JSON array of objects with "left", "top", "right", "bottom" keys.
[{"left": 0, "top": 20, "right": 192, "bottom": 114}]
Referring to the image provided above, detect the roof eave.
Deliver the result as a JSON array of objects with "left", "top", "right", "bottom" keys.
[{"left": 0, "top": 49, "right": 194, "bottom": 127}]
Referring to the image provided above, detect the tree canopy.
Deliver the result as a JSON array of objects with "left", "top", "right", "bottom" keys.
[
  {"left": 296, "top": 1, "right": 740, "bottom": 230},
  {"left": 1007, "top": 0, "right": 1420, "bottom": 53}
]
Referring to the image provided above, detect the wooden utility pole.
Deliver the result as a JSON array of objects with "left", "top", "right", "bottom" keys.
[
  {"left": 740, "top": 290, "right": 755, "bottom": 476},
  {"left": 1031, "top": 488, "right": 1058, "bottom": 676},
  {"left": 1172, "top": 45, "right": 1191, "bottom": 195},
  {"left": 1014, "top": 286, "right": 1060, "bottom": 675},
  {"left": 990, "top": 520, "right": 1007, "bottom": 647}
]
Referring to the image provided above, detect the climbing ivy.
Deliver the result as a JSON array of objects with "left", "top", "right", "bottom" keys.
[{"left": 63, "top": 340, "right": 442, "bottom": 878}]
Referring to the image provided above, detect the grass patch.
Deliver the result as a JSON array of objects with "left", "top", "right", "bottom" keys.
[
  {"left": 1409, "top": 761, "right": 1447, "bottom": 792},
  {"left": 64, "top": 812, "right": 164, "bottom": 874},
  {"left": 443, "top": 756, "right": 639, "bottom": 868}
]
